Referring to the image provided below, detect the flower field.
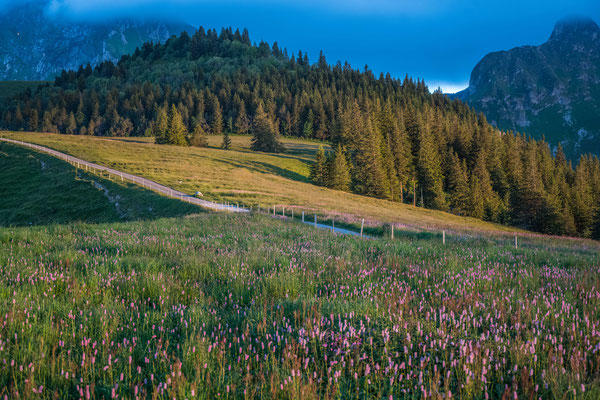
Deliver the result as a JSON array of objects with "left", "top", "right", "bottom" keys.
[{"left": 1, "top": 212, "right": 599, "bottom": 399}]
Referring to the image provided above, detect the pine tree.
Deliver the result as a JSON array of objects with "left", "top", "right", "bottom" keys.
[
  {"left": 28, "top": 109, "right": 39, "bottom": 132},
  {"left": 66, "top": 112, "right": 77, "bottom": 135},
  {"left": 41, "top": 111, "right": 54, "bottom": 133},
  {"left": 302, "top": 109, "right": 314, "bottom": 138},
  {"left": 310, "top": 145, "right": 328, "bottom": 186},
  {"left": 328, "top": 144, "right": 351, "bottom": 191},
  {"left": 251, "top": 102, "right": 284, "bottom": 153},
  {"left": 446, "top": 152, "right": 470, "bottom": 215},
  {"left": 211, "top": 98, "right": 223, "bottom": 135},
  {"left": 166, "top": 104, "right": 188, "bottom": 146},
  {"left": 153, "top": 107, "right": 169, "bottom": 144},
  {"left": 416, "top": 113, "right": 447, "bottom": 210},
  {"left": 234, "top": 100, "right": 250, "bottom": 134},
  {"left": 221, "top": 130, "right": 231, "bottom": 149},
  {"left": 190, "top": 123, "right": 208, "bottom": 147}
]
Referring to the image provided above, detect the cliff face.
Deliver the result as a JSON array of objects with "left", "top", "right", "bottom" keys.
[
  {"left": 0, "top": 2, "right": 194, "bottom": 81},
  {"left": 456, "top": 17, "right": 600, "bottom": 159}
]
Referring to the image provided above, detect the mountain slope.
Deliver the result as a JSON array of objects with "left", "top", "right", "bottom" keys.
[
  {"left": 456, "top": 17, "right": 600, "bottom": 159},
  {"left": 0, "top": 1, "right": 194, "bottom": 81}
]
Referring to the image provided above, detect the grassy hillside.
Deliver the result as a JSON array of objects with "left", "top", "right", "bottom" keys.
[
  {"left": 0, "top": 141, "right": 200, "bottom": 226},
  {"left": 0, "top": 81, "right": 48, "bottom": 100},
  {"left": 1, "top": 131, "right": 534, "bottom": 236}
]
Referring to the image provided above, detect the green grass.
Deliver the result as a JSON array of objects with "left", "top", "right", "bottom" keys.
[
  {"left": 0, "top": 141, "right": 201, "bottom": 226},
  {"left": 1, "top": 141, "right": 599, "bottom": 398},
  {"left": 0, "top": 81, "right": 49, "bottom": 100},
  {"left": 1, "top": 131, "right": 539, "bottom": 237}
]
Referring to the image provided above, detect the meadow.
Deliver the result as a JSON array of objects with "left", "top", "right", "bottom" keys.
[
  {"left": 0, "top": 131, "right": 527, "bottom": 236},
  {"left": 1, "top": 138, "right": 600, "bottom": 399},
  {"left": 1, "top": 208, "right": 599, "bottom": 399}
]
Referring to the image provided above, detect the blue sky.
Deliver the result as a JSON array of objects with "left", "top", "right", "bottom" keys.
[{"left": 6, "top": 0, "right": 600, "bottom": 92}]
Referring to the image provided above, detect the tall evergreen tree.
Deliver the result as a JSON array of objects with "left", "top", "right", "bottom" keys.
[
  {"left": 166, "top": 104, "right": 188, "bottom": 146},
  {"left": 327, "top": 144, "right": 351, "bottom": 191},
  {"left": 221, "top": 130, "right": 232, "bottom": 149},
  {"left": 251, "top": 103, "right": 284, "bottom": 153},
  {"left": 190, "top": 123, "right": 208, "bottom": 147},
  {"left": 310, "top": 145, "right": 328, "bottom": 186},
  {"left": 153, "top": 107, "right": 169, "bottom": 144}
]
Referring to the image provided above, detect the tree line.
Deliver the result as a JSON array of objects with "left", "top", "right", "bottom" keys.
[{"left": 1, "top": 27, "right": 599, "bottom": 237}]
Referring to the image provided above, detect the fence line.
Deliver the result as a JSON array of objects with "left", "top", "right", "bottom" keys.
[
  {"left": 2, "top": 137, "right": 523, "bottom": 246},
  {"left": 0, "top": 137, "right": 248, "bottom": 213}
]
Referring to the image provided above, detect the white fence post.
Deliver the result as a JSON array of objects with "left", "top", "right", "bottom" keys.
[
  {"left": 314, "top": 214, "right": 317, "bottom": 228},
  {"left": 443, "top": 230, "right": 446, "bottom": 245},
  {"left": 302, "top": 211, "right": 304, "bottom": 223},
  {"left": 360, "top": 219, "right": 364, "bottom": 237}
]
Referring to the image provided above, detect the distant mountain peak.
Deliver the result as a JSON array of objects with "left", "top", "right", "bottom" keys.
[
  {"left": 549, "top": 16, "right": 600, "bottom": 42},
  {"left": 457, "top": 16, "right": 600, "bottom": 160}
]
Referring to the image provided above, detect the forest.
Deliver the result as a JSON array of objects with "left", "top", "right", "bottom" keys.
[{"left": 1, "top": 27, "right": 599, "bottom": 237}]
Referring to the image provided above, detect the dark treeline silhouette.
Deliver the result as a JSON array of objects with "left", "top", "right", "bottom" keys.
[{"left": 1, "top": 27, "right": 599, "bottom": 238}]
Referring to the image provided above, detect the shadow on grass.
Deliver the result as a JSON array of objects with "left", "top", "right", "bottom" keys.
[{"left": 0, "top": 142, "right": 203, "bottom": 228}]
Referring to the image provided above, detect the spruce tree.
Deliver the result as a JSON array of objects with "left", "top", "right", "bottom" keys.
[
  {"left": 28, "top": 109, "right": 39, "bottom": 132},
  {"left": 446, "top": 152, "right": 470, "bottom": 215},
  {"left": 211, "top": 99, "right": 223, "bottom": 135},
  {"left": 222, "top": 130, "right": 232, "bottom": 149},
  {"left": 153, "top": 107, "right": 169, "bottom": 144},
  {"left": 166, "top": 104, "right": 188, "bottom": 146},
  {"left": 251, "top": 103, "right": 284, "bottom": 153},
  {"left": 416, "top": 114, "right": 447, "bottom": 210},
  {"left": 328, "top": 144, "right": 351, "bottom": 191},
  {"left": 190, "top": 123, "right": 208, "bottom": 147},
  {"left": 310, "top": 145, "right": 328, "bottom": 186}
]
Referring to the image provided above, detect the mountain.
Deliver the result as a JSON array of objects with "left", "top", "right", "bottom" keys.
[
  {"left": 0, "top": 1, "right": 194, "bottom": 81},
  {"left": 456, "top": 17, "right": 600, "bottom": 160}
]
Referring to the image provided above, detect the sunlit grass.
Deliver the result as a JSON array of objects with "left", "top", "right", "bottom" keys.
[{"left": 2, "top": 131, "right": 535, "bottom": 236}]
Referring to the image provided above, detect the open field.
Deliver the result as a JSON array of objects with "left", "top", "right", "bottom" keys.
[
  {"left": 1, "top": 131, "right": 537, "bottom": 237},
  {"left": 0, "top": 81, "right": 49, "bottom": 100},
  {"left": 1, "top": 201, "right": 599, "bottom": 398}
]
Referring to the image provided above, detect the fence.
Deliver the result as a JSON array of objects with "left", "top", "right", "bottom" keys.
[{"left": 2, "top": 137, "right": 522, "bottom": 247}]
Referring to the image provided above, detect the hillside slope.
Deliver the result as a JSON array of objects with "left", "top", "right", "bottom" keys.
[
  {"left": 1, "top": 131, "right": 542, "bottom": 236},
  {"left": 0, "top": 1, "right": 193, "bottom": 80},
  {"left": 456, "top": 17, "right": 600, "bottom": 159},
  {"left": 0, "top": 140, "right": 199, "bottom": 226}
]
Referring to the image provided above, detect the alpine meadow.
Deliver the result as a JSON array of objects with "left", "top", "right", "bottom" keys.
[{"left": 0, "top": 1, "right": 600, "bottom": 399}]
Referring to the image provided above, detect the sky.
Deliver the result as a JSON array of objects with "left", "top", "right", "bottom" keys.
[{"left": 4, "top": 0, "right": 600, "bottom": 92}]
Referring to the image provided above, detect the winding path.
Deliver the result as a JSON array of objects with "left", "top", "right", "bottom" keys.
[{"left": 0, "top": 137, "right": 248, "bottom": 213}]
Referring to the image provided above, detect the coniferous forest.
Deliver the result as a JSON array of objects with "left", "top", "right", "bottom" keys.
[{"left": 1, "top": 27, "right": 599, "bottom": 238}]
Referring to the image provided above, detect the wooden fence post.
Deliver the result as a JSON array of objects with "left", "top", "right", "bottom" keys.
[
  {"left": 515, "top": 235, "right": 518, "bottom": 249},
  {"left": 443, "top": 230, "right": 445, "bottom": 245},
  {"left": 302, "top": 211, "right": 304, "bottom": 223},
  {"left": 360, "top": 219, "right": 364, "bottom": 237},
  {"left": 314, "top": 214, "right": 317, "bottom": 228},
  {"left": 332, "top": 219, "right": 335, "bottom": 232},
  {"left": 282, "top": 207, "right": 285, "bottom": 217},
  {"left": 391, "top": 224, "right": 394, "bottom": 239}
]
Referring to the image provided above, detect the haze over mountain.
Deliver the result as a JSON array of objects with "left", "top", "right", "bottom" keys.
[
  {"left": 456, "top": 17, "right": 600, "bottom": 160},
  {"left": 0, "top": 1, "right": 194, "bottom": 81}
]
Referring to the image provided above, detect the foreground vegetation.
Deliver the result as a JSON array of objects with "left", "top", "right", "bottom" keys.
[{"left": 1, "top": 210, "right": 599, "bottom": 399}]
